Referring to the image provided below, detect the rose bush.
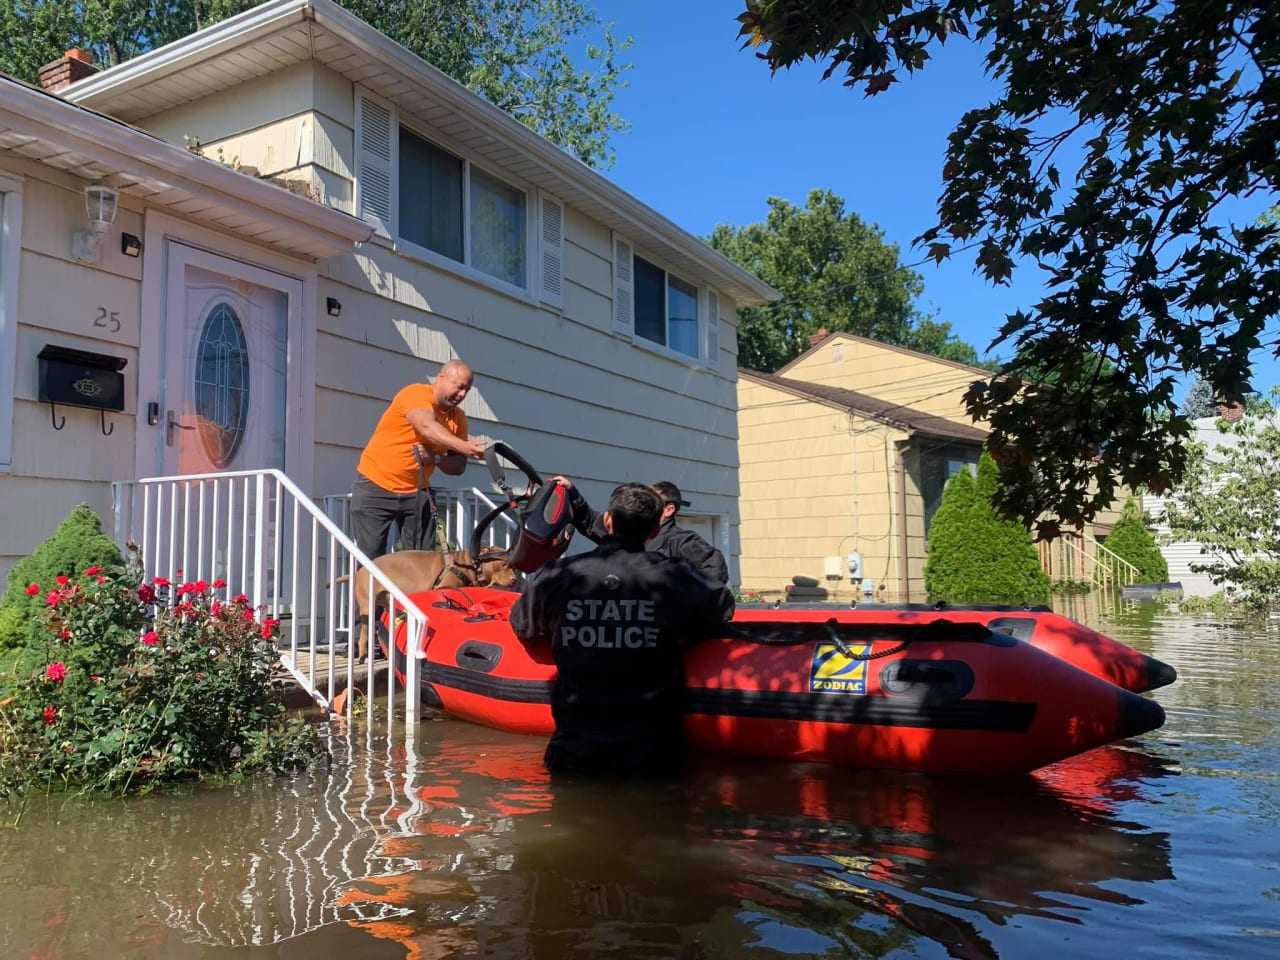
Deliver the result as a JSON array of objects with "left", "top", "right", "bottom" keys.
[{"left": 1, "top": 548, "right": 321, "bottom": 798}]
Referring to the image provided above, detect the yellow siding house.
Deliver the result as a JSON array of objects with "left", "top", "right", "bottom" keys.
[{"left": 738, "top": 333, "right": 991, "bottom": 602}]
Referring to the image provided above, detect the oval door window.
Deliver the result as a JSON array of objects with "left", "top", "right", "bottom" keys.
[{"left": 194, "top": 302, "right": 250, "bottom": 468}]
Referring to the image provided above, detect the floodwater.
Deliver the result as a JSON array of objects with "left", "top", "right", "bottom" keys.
[{"left": 3, "top": 604, "right": 1278, "bottom": 959}]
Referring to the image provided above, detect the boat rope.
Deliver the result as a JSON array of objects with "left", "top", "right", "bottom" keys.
[{"left": 824, "top": 619, "right": 912, "bottom": 660}]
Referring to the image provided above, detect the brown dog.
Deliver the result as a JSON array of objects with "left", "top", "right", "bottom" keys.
[{"left": 347, "top": 548, "right": 519, "bottom": 659}]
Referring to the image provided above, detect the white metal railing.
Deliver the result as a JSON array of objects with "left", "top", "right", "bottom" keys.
[
  {"left": 112, "top": 469, "right": 436, "bottom": 732},
  {"left": 318, "top": 485, "right": 518, "bottom": 555}
]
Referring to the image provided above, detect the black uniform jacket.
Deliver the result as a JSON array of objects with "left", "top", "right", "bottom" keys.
[
  {"left": 509, "top": 542, "right": 735, "bottom": 774},
  {"left": 567, "top": 488, "right": 730, "bottom": 587}
]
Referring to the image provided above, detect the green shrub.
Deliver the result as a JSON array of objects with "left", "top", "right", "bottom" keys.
[
  {"left": 1103, "top": 498, "right": 1169, "bottom": 583},
  {"left": 924, "top": 453, "right": 1051, "bottom": 605},
  {"left": 0, "top": 504, "right": 124, "bottom": 651},
  {"left": 0, "top": 554, "right": 320, "bottom": 798}
]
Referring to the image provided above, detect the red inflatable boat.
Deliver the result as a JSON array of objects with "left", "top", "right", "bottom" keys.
[{"left": 384, "top": 588, "right": 1169, "bottom": 776}]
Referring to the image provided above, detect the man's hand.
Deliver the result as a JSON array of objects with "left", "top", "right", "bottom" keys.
[
  {"left": 551, "top": 476, "right": 574, "bottom": 489},
  {"left": 459, "top": 437, "right": 488, "bottom": 460}
]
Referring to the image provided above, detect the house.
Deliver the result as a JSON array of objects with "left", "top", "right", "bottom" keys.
[
  {"left": 0, "top": 0, "right": 777, "bottom": 585},
  {"left": 737, "top": 333, "right": 990, "bottom": 601},
  {"left": 1140, "top": 405, "right": 1246, "bottom": 597},
  {"left": 737, "top": 332, "right": 1126, "bottom": 600}
]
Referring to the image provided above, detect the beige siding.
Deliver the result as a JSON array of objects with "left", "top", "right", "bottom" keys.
[
  {"left": 0, "top": 163, "right": 144, "bottom": 580},
  {"left": 785, "top": 335, "right": 985, "bottom": 427},
  {"left": 317, "top": 235, "right": 744, "bottom": 579}
]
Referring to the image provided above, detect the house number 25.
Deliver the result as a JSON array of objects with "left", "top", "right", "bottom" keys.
[{"left": 94, "top": 307, "right": 121, "bottom": 333}]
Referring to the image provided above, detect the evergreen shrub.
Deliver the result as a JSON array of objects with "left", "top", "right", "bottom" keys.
[
  {"left": 924, "top": 453, "right": 1051, "bottom": 605},
  {"left": 1103, "top": 498, "right": 1169, "bottom": 583},
  {"left": 0, "top": 505, "right": 123, "bottom": 651}
]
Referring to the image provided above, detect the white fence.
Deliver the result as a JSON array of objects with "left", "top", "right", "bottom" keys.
[{"left": 111, "top": 470, "right": 516, "bottom": 736}]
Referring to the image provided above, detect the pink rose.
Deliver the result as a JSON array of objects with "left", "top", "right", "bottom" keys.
[
  {"left": 45, "top": 662, "right": 67, "bottom": 683},
  {"left": 141, "top": 630, "right": 159, "bottom": 647}
]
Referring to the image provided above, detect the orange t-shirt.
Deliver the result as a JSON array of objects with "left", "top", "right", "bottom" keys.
[{"left": 356, "top": 383, "right": 469, "bottom": 493}]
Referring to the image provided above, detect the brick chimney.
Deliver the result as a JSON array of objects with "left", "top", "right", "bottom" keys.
[
  {"left": 807, "top": 327, "right": 830, "bottom": 349},
  {"left": 1216, "top": 400, "right": 1245, "bottom": 422},
  {"left": 38, "top": 48, "right": 99, "bottom": 93}
]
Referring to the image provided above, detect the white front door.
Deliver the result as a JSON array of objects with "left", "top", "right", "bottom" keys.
[{"left": 161, "top": 243, "right": 302, "bottom": 476}]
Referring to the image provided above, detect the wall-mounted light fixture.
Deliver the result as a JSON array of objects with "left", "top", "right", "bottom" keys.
[
  {"left": 71, "top": 184, "right": 119, "bottom": 263},
  {"left": 326, "top": 296, "right": 342, "bottom": 317}
]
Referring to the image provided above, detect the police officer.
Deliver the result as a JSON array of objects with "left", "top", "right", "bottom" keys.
[
  {"left": 510, "top": 483, "right": 734, "bottom": 776},
  {"left": 557, "top": 478, "right": 730, "bottom": 586}
]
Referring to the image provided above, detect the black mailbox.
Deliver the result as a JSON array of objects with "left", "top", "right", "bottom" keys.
[{"left": 38, "top": 345, "right": 127, "bottom": 412}]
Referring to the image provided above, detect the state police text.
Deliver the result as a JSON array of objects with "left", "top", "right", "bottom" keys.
[{"left": 560, "top": 598, "right": 660, "bottom": 649}]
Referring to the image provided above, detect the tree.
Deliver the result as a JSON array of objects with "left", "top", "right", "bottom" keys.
[
  {"left": 737, "top": 1, "right": 1280, "bottom": 537},
  {"left": 1182, "top": 377, "right": 1219, "bottom": 420},
  {"left": 924, "top": 452, "right": 1051, "bottom": 605},
  {"left": 708, "top": 189, "right": 987, "bottom": 372},
  {"left": 1162, "top": 389, "right": 1280, "bottom": 609},
  {"left": 1103, "top": 498, "right": 1169, "bottom": 584},
  {"left": 0, "top": 0, "right": 630, "bottom": 167}
]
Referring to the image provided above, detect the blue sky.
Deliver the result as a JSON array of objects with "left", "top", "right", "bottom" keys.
[{"left": 595, "top": 0, "right": 1279, "bottom": 394}]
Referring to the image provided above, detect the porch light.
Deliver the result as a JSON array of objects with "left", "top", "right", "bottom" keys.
[{"left": 72, "top": 183, "right": 119, "bottom": 263}]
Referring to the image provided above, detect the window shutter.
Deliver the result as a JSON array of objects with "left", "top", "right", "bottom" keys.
[
  {"left": 539, "top": 193, "right": 565, "bottom": 308},
  {"left": 704, "top": 288, "right": 721, "bottom": 368},
  {"left": 612, "top": 233, "right": 633, "bottom": 334},
  {"left": 354, "top": 88, "right": 395, "bottom": 236}
]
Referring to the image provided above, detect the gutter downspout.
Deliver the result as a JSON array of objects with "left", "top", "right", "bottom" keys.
[{"left": 895, "top": 444, "right": 910, "bottom": 603}]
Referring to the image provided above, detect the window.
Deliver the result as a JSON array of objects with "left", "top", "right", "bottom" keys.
[
  {"left": 194, "top": 302, "right": 250, "bottom": 469},
  {"left": 921, "top": 449, "right": 980, "bottom": 536},
  {"left": 393, "top": 121, "right": 527, "bottom": 289},
  {"left": 398, "top": 127, "right": 463, "bottom": 263},
  {"left": 633, "top": 254, "right": 700, "bottom": 359},
  {"left": 469, "top": 166, "right": 526, "bottom": 288}
]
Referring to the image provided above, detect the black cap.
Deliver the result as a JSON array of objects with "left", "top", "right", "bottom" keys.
[{"left": 651, "top": 481, "right": 690, "bottom": 508}]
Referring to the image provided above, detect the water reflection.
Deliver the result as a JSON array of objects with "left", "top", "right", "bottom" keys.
[{"left": 3, "top": 607, "right": 1278, "bottom": 959}]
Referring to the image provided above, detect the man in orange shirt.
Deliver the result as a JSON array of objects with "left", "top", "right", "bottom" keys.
[{"left": 351, "top": 359, "right": 487, "bottom": 560}]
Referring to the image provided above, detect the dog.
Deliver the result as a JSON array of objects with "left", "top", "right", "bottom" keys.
[{"left": 346, "top": 548, "right": 519, "bottom": 660}]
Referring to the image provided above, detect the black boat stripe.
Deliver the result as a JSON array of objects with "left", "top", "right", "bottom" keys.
[{"left": 425, "top": 664, "right": 1036, "bottom": 732}]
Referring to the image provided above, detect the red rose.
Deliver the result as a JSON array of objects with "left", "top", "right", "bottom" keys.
[
  {"left": 25, "top": 583, "right": 40, "bottom": 596},
  {"left": 84, "top": 566, "right": 102, "bottom": 576},
  {"left": 178, "top": 601, "right": 195, "bottom": 617},
  {"left": 260, "top": 617, "right": 281, "bottom": 639},
  {"left": 43, "top": 706, "right": 57, "bottom": 726},
  {"left": 96, "top": 575, "right": 107, "bottom": 584},
  {"left": 137, "top": 584, "right": 156, "bottom": 603},
  {"left": 242, "top": 609, "right": 255, "bottom": 623},
  {"left": 45, "top": 662, "right": 67, "bottom": 683},
  {"left": 212, "top": 578, "right": 227, "bottom": 589},
  {"left": 232, "top": 593, "right": 249, "bottom": 605},
  {"left": 194, "top": 580, "right": 209, "bottom": 594},
  {"left": 210, "top": 601, "right": 223, "bottom": 617},
  {"left": 141, "top": 630, "right": 159, "bottom": 647},
  {"left": 153, "top": 577, "right": 170, "bottom": 588},
  {"left": 45, "top": 590, "right": 62, "bottom": 608},
  {"left": 59, "top": 629, "right": 71, "bottom": 640},
  {"left": 55, "top": 575, "right": 69, "bottom": 586}
]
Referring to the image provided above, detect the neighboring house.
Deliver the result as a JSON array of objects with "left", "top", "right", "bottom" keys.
[
  {"left": 738, "top": 333, "right": 989, "bottom": 601},
  {"left": 0, "top": 0, "right": 777, "bottom": 584},
  {"left": 1141, "top": 408, "right": 1244, "bottom": 597},
  {"left": 737, "top": 331, "right": 1126, "bottom": 600}
]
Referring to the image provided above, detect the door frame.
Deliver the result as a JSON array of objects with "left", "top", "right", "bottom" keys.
[{"left": 139, "top": 210, "right": 318, "bottom": 491}]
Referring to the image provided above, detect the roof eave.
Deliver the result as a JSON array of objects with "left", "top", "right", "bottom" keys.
[
  {"left": 4, "top": 73, "right": 372, "bottom": 258},
  {"left": 63, "top": 0, "right": 780, "bottom": 305}
]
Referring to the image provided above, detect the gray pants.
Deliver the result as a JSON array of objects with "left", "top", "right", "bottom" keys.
[{"left": 349, "top": 475, "right": 437, "bottom": 560}]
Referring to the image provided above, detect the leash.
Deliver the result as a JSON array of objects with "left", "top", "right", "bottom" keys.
[{"left": 412, "top": 445, "right": 440, "bottom": 552}]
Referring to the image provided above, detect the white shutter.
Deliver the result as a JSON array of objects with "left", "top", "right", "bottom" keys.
[
  {"left": 539, "top": 193, "right": 565, "bottom": 308},
  {"left": 354, "top": 87, "right": 396, "bottom": 236},
  {"left": 704, "top": 288, "right": 721, "bottom": 368},
  {"left": 612, "top": 233, "right": 633, "bottom": 335}
]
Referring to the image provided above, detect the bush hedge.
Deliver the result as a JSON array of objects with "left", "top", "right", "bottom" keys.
[
  {"left": 924, "top": 453, "right": 1051, "bottom": 605},
  {"left": 1103, "top": 498, "right": 1169, "bottom": 583},
  {"left": 0, "top": 505, "right": 124, "bottom": 651}
]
